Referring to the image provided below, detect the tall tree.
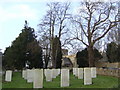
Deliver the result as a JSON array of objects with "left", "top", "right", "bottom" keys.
[
  {"left": 38, "top": 2, "right": 71, "bottom": 68},
  {"left": 3, "top": 47, "right": 14, "bottom": 70},
  {"left": 3, "top": 21, "right": 43, "bottom": 70},
  {"left": 71, "top": 2, "right": 119, "bottom": 67},
  {"left": 26, "top": 41, "right": 43, "bottom": 69},
  {"left": 52, "top": 36, "right": 62, "bottom": 68},
  {"left": 76, "top": 48, "right": 102, "bottom": 68},
  {"left": 106, "top": 42, "right": 118, "bottom": 63}
]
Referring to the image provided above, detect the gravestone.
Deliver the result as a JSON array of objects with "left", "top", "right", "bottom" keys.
[
  {"left": 91, "top": 67, "right": 96, "bottom": 78},
  {"left": 56, "top": 69, "right": 60, "bottom": 76},
  {"left": 33, "top": 69, "right": 43, "bottom": 88},
  {"left": 78, "top": 68, "right": 83, "bottom": 79},
  {"left": 5, "top": 70, "right": 12, "bottom": 82},
  {"left": 27, "top": 69, "right": 33, "bottom": 83},
  {"left": 45, "top": 69, "right": 52, "bottom": 82},
  {"left": 61, "top": 69, "right": 69, "bottom": 87},
  {"left": 22, "top": 70, "right": 26, "bottom": 79},
  {"left": 84, "top": 68, "right": 92, "bottom": 85},
  {"left": 24, "top": 70, "right": 27, "bottom": 80},
  {"left": 52, "top": 69, "right": 57, "bottom": 78},
  {"left": 73, "top": 68, "right": 75, "bottom": 75},
  {"left": 75, "top": 68, "right": 78, "bottom": 77}
]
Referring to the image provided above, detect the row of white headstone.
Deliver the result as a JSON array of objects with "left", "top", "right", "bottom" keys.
[
  {"left": 73, "top": 67, "right": 97, "bottom": 85},
  {"left": 22, "top": 69, "right": 61, "bottom": 88},
  {"left": 4, "top": 67, "right": 96, "bottom": 88}
]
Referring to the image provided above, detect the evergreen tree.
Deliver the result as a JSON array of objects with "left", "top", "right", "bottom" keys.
[
  {"left": 3, "top": 47, "right": 14, "bottom": 70},
  {"left": 106, "top": 42, "right": 118, "bottom": 63},
  {"left": 26, "top": 41, "right": 43, "bottom": 69},
  {"left": 3, "top": 21, "right": 43, "bottom": 70},
  {"left": 76, "top": 48, "right": 102, "bottom": 68},
  {"left": 52, "top": 36, "right": 62, "bottom": 68}
]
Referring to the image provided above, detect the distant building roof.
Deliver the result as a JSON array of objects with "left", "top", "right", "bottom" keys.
[{"left": 62, "top": 57, "right": 73, "bottom": 67}]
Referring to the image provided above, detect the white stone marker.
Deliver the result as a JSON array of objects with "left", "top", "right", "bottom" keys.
[
  {"left": 22, "top": 70, "right": 26, "bottom": 78},
  {"left": 5, "top": 70, "right": 12, "bottom": 82},
  {"left": 75, "top": 68, "right": 78, "bottom": 77},
  {"left": 78, "top": 68, "right": 83, "bottom": 79},
  {"left": 33, "top": 69, "right": 43, "bottom": 88},
  {"left": 52, "top": 69, "right": 57, "bottom": 78},
  {"left": 56, "top": 69, "right": 60, "bottom": 76},
  {"left": 91, "top": 67, "right": 96, "bottom": 78},
  {"left": 57, "top": 69, "right": 60, "bottom": 75},
  {"left": 73, "top": 68, "right": 75, "bottom": 75},
  {"left": 84, "top": 68, "right": 92, "bottom": 85},
  {"left": 27, "top": 69, "right": 33, "bottom": 83},
  {"left": 24, "top": 70, "right": 27, "bottom": 80},
  {"left": 61, "top": 69, "right": 69, "bottom": 87},
  {"left": 45, "top": 69, "right": 52, "bottom": 82}
]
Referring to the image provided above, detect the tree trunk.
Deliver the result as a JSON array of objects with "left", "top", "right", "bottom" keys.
[{"left": 88, "top": 46, "right": 95, "bottom": 67}]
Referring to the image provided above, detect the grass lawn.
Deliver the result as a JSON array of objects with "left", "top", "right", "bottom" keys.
[{"left": 2, "top": 72, "right": 119, "bottom": 88}]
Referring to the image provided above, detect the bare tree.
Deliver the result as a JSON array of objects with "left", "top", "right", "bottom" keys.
[
  {"left": 38, "top": 2, "right": 71, "bottom": 68},
  {"left": 71, "top": 2, "right": 119, "bottom": 67},
  {"left": 107, "top": 2, "right": 120, "bottom": 45}
]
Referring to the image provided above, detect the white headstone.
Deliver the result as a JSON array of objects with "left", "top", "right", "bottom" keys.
[
  {"left": 57, "top": 69, "right": 60, "bottom": 75},
  {"left": 52, "top": 69, "right": 57, "bottom": 78},
  {"left": 24, "top": 70, "right": 27, "bottom": 80},
  {"left": 56, "top": 69, "right": 60, "bottom": 76},
  {"left": 75, "top": 68, "right": 78, "bottom": 77},
  {"left": 27, "top": 69, "right": 33, "bottom": 83},
  {"left": 91, "top": 67, "right": 96, "bottom": 78},
  {"left": 78, "top": 68, "right": 83, "bottom": 79},
  {"left": 5, "top": 70, "right": 12, "bottom": 82},
  {"left": 84, "top": 68, "right": 92, "bottom": 85},
  {"left": 33, "top": 69, "right": 43, "bottom": 88},
  {"left": 45, "top": 69, "right": 52, "bottom": 82},
  {"left": 22, "top": 70, "right": 26, "bottom": 79},
  {"left": 61, "top": 69, "right": 69, "bottom": 87},
  {"left": 73, "top": 68, "right": 74, "bottom": 75}
]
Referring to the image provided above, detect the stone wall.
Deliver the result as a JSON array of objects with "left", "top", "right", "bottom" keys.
[
  {"left": 96, "top": 68, "right": 119, "bottom": 77},
  {"left": 95, "top": 62, "right": 120, "bottom": 68},
  {"left": 95, "top": 62, "right": 120, "bottom": 77}
]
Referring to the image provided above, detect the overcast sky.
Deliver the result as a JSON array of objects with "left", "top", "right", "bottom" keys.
[
  {"left": 0, "top": 0, "right": 81, "bottom": 53},
  {"left": 0, "top": 0, "right": 118, "bottom": 53}
]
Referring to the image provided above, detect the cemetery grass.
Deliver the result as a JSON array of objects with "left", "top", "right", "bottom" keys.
[{"left": 2, "top": 72, "right": 119, "bottom": 88}]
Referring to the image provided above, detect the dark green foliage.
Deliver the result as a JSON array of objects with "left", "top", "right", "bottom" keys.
[
  {"left": 3, "top": 21, "right": 43, "bottom": 70},
  {"left": 3, "top": 47, "right": 14, "bottom": 70},
  {"left": 76, "top": 48, "right": 102, "bottom": 68},
  {"left": 26, "top": 41, "right": 43, "bottom": 69},
  {"left": 117, "top": 44, "right": 120, "bottom": 62},
  {"left": 106, "top": 42, "right": 120, "bottom": 63},
  {"left": 76, "top": 48, "right": 89, "bottom": 68},
  {"left": 52, "top": 36, "right": 62, "bottom": 68},
  {"left": 94, "top": 48, "right": 103, "bottom": 61}
]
